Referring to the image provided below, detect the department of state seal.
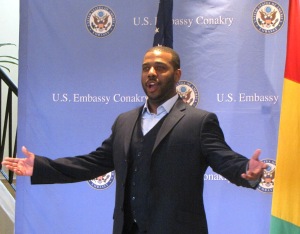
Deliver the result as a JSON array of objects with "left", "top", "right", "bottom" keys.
[
  {"left": 253, "top": 1, "right": 284, "bottom": 34},
  {"left": 86, "top": 5, "right": 116, "bottom": 37},
  {"left": 176, "top": 80, "right": 199, "bottom": 107},
  {"left": 88, "top": 171, "right": 115, "bottom": 190},
  {"left": 257, "top": 159, "right": 276, "bottom": 193}
]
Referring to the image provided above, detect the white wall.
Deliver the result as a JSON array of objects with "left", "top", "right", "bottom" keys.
[{"left": 0, "top": 0, "right": 20, "bottom": 85}]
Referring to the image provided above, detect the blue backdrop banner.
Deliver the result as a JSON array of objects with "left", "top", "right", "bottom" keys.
[{"left": 17, "top": 0, "right": 288, "bottom": 233}]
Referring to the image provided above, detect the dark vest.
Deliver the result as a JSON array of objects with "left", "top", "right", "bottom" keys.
[{"left": 123, "top": 114, "right": 167, "bottom": 233}]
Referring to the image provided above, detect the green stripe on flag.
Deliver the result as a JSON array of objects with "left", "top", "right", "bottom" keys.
[{"left": 270, "top": 216, "right": 300, "bottom": 234}]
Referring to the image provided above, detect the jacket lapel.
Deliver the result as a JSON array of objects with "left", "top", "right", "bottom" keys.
[
  {"left": 123, "top": 106, "right": 143, "bottom": 156},
  {"left": 152, "top": 99, "right": 186, "bottom": 153}
]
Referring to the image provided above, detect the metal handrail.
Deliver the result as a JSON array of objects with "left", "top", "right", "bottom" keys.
[{"left": 0, "top": 68, "right": 18, "bottom": 191}]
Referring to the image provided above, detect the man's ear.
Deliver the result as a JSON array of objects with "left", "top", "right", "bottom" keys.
[{"left": 174, "top": 69, "right": 181, "bottom": 82}]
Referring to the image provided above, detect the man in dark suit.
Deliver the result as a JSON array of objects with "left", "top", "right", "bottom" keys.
[{"left": 2, "top": 46, "right": 267, "bottom": 234}]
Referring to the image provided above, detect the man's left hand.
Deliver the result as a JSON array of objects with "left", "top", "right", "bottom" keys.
[{"left": 241, "top": 149, "right": 268, "bottom": 181}]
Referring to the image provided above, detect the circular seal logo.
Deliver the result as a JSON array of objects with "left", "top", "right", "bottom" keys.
[
  {"left": 257, "top": 158, "right": 276, "bottom": 193},
  {"left": 253, "top": 1, "right": 284, "bottom": 34},
  {"left": 86, "top": 5, "right": 116, "bottom": 37},
  {"left": 88, "top": 171, "right": 115, "bottom": 190},
  {"left": 176, "top": 80, "right": 199, "bottom": 107}
]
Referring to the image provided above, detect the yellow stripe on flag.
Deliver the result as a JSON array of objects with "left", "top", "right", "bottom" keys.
[
  {"left": 271, "top": 0, "right": 300, "bottom": 233},
  {"left": 271, "top": 78, "right": 300, "bottom": 226}
]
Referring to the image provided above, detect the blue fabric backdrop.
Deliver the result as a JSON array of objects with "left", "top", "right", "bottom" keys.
[{"left": 16, "top": 0, "right": 288, "bottom": 233}]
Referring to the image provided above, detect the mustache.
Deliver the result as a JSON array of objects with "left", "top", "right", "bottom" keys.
[{"left": 146, "top": 77, "right": 159, "bottom": 82}]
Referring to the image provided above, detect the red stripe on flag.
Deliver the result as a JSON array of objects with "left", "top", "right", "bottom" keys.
[{"left": 284, "top": 0, "right": 300, "bottom": 83}]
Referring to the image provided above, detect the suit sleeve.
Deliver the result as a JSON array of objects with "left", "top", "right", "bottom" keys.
[
  {"left": 31, "top": 131, "right": 115, "bottom": 184},
  {"left": 200, "top": 113, "right": 253, "bottom": 188}
]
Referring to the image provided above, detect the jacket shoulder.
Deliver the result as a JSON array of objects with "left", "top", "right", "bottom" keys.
[
  {"left": 117, "top": 106, "right": 142, "bottom": 119},
  {"left": 183, "top": 102, "right": 215, "bottom": 119}
]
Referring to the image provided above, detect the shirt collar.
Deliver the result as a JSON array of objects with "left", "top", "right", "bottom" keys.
[{"left": 142, "top": 94, "right": 178, "bottom": 115}]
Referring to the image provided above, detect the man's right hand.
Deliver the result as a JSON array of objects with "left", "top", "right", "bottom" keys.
[{"left": 1, "top": 146, "right": 35, "bottom": 176}]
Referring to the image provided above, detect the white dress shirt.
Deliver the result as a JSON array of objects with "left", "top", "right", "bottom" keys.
[{"left": 141, "top": 94, "right": 178, "bottom": 135}]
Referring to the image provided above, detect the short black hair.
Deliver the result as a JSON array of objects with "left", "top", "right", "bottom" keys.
[{"left": 146, "top": 46, "right": 180, "bottom": 70}]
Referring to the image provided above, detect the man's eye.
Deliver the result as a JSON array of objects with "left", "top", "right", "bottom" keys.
[
  {"left": 155, "top": 66, "right": 165, "bottom": 71},
  {"left": 142, "top": 67, "right": 150, "bottom": 72}
]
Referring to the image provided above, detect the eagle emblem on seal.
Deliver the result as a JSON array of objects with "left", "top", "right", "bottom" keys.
[
  {"left": 92, "top": 11, "right": 111, "bottom": 31},
  {"left": 258, "top": 8, "right": 278, "bottom": 28}
]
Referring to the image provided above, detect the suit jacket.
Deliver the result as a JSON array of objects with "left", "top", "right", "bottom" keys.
[{"left": 32, "top": 99, "right": 254, "bottom": 234}]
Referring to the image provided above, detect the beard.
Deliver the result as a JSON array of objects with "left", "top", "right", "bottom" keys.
[{"left": 142, "top": 75, "right": 177, "bottom": 106}]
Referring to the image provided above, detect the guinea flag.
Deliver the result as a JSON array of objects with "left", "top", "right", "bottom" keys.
[{"left": 270, "top": 0, "right": 300, "bottom": 233}]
